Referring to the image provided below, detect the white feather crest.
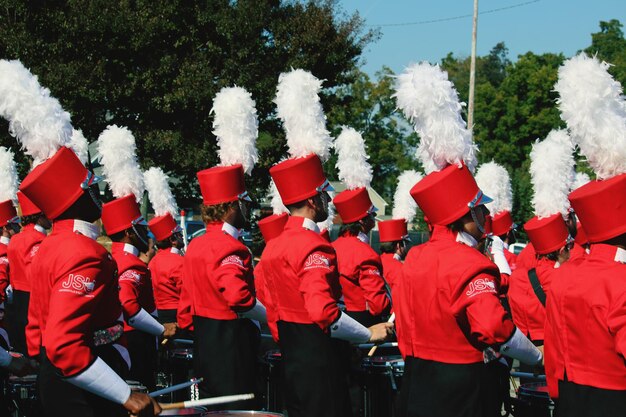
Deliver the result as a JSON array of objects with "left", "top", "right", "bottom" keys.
[
  {"left": 555, "top": 53, "right": 626, "bottom": 179},
  {"left": 144, "top": 167, "right": 177, "bottom": 217},
  {"left": 268, "top": 180, "right": 289, "bottom": 215},
  {"left": 0, "top": 147, "right": 18, "bottom": 203},
  {"left": 0, "top": 60, "right": 73, "bottom": 167},
  {"left": 530, "top": 129, "right": 575, "bottom": 218},
  {"left": 211, "top": 86, "right": 258, "bottom": 175},
  {"left": 67, "top": 128, "right": 89, "bottom": 165},
  {"left": 394, "top": 62, "right": 478, "bottom": 174},
  {"left": 97, "top": 125, "right": 144, "bottom": 201},
  {"left": 474, "top": 162, "right": 513, "bottom": 214},
  {"left": 335, "top": 126, "right": 372, "bottom": 189},
  {"left": 572, "top": 171, "right": 591, "bottom": 190},
  {"left": 274, "top": 69, "right": 332, "bottom": 161},
  {"left": 391, "top": 170, "right": 423, "bottom": 223},
  {"left": 317, "top": 191, "right": 336, "bottom": 231}
]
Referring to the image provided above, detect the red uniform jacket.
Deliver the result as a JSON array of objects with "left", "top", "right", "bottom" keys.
[
  {"left": 254, "top": 259, "right": 279, "bottom": 341},
  {"left": 508, "top": 257, "right": 557, "bottom": 341},
  {"left": 504, "top": 249, "right": 518, "bottom": 272},
  {"left": 176, "top": 277, "right": 193, "bottom": 330},
  {"left": 380, "top": 253, "right": 403, "bottom": 291},
  {"left": 569, "top": 242, "right": 587, "bottom": 262},
  {"left": 544, "top": 244, "right": 626, "bottom": 398},
  {"left": 332, "top": 235, "right": 390, "bottom": 315},
  {"left": 516, "top": 242, "right": 537, "bottom": 270},
  {"left": 399, "top": 225, "right": 515, "bottom": 364},
  {"left": 111, "top": 243, "right": 157, "bottom": 332},
  {"left": 149, "top": 247, "right": 183, "bottom": 311},
  {"left": 0, "top": 242, "right": 9, "bottom": 303},
  {"left": 29, "top": 220, "right": 123, "bottom": 376},
  {"left": 182, "top": 222, "right": 255, "bottom": 320},
  {"left": 7, "top": 224, "right": 46, "bottom": 292},
  {"left": 261, "top": 216, "right": 341, "bottom": 330}
]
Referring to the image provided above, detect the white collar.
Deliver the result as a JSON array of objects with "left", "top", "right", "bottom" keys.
[
  {"left": 456, "top": 231, "right": 478, "bottom": 248},
  {"left": 221, "top": 222, "right": 241, "bottom": 240},
  {"left": 73, "top": 220, "right": 100, "bottom": 241},
  {"left": 0, "top": 236, "right": 9, "bottom": 245},
  {"left": 302, "top": 217, "right": 320, "bottom": 234},
  {"left": 614, "top": 247, "right": 626, "bottom": 264},
  {"left": 170, "top": 247, "right": 181, "bottom": 255},
  {"left": 34, "top": 224, "right": 47, "bottom": 235},
  {"left": 503, "top": 242, "right": 509, "bottom": 250},
  {"left": 357, "top": 232, "right": 370, "bottom": 244},
  {"left": 554, "top": 261, "right": 561, "bottom": 269},
  {"left": 393, "top": 253, "right": 402, "bottom": 262},
  {"left": 123, "top": 243, "right": 139, "bottom": 257}
]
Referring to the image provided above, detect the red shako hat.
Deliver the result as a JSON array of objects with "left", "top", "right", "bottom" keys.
[
  {"left": 270, "top": 154, "right": 332, "bottom": 206},
  {"left": 378, "top": 219, "right": 408, "bottom": 243},
  {"left": 524, "top": 213, "right": 569, "bottom": 255},
  {"left": 0, "top": 200, "right": 18, "bottom": 227},
  {"left": 574, "top": 221, "right": 588, "bottom": 246},
  {"left": 19, "top": 147, "right": 93, "bottom": 220},
  {"left": 101, "top": 194, "right": 145, "bottom": 235},
  {"left": 197, "top": 164, "right": 247, "bottom": 206},
  {"left": 333, "top": 187, "right": 376, "bottom": 224},
  {"left": 17, "top": 191, "right": 41, "bottom": 217},
  {"left": 149, "top": 213, "right": 182, "bottom": 242},
  {"left": 258, "top": 213, "right": 289, "bottom": 242},
  {"left": 410, "top": 163, "right": 491, "bottom": 226},
  {"left": 491, "top": 211, "right": 514, "bottom": 237},
  {"left": 569, "top": 174, "right": 626, "bottom": 243}
]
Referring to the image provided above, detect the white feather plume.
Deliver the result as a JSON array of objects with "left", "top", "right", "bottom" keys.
[
  {"left": 317, "top": 191, "right": 336, "bottom": 232},
  {"left": 0, "top": 147, "right": 18, "bottom": 203},
  {"left": 394, "top": 62, "right": 478, "bottom": 174},
  {"left": 0, "top": 60, "right": 73, "bottom": 167},
  {"left": 555, "top": 53, "right": 626, "bottom": 179},
  {"left": 268, "top": 180, "right": 289, "bottom": 215},
  {"left": 572, "top": 172, "right": 591, "bottom": 190},
  {"left": 97, "top": 125, "right": 144, "bottom": 201},
  {"left": 144, "top": 167, "right": 177, "bottom": 217},
  {"left": 274, "top": 69, "right": 333, "bottom": 161},
  {"left": 530, "top": 129, "right": 575, "bottom": 218},
  {"left": 392, "top": 170, "right": 423, "bottom": 223},
  {"left": 475, "top": 162, "right": 513, "bottom": 215},
  {"left": 335, "top": 126, "right": 372, "bottom": 189},
  {"left": 68, "top": 128, "right": 89, "bottom": 165},
  {"left": 211, "top": 86, "right": 258, "bottom": 174}
]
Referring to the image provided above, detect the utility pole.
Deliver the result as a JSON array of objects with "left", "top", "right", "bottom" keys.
[{"left": 468, "top": 0, "right": 479, "bottom": 131}]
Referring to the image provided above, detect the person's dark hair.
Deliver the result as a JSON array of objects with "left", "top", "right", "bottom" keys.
[
  {"left": 108, "top": 229, "right": 127, "bottom": 242},
  {"left": 379, "top": 241, "right": 398, "bottom": 254},
  {"left": 448, "top": 218, "right": 465, "bottom": 233},
  {"left": 21, "top": 214, "right": 42, "bottom": 226},
  {"left": 201, "top": 202, "right": 234, "bottom": 223},
  {"left": 56, "top": 186, "right": 102, "bottom": 223},
  {"left": 339, "top": 222, "right": 362, "bottom": 237},
  {"left": 285, "top": 199, "right": 308, "bottom": 212},
  {"left": 155, "top": 238, "right": 172, "bottom": 250}
]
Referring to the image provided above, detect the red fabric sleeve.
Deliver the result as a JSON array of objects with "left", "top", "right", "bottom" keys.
[
  {"left": 0, "top": 257, "right": 8, "bottom": 303},
  {"left": 213, "top": 254, "right": 255, "bottom": 312},
  {"left": 118, "top": 269, "right": 143, "bottom": 319},
  {"left": 608, "top": 289, "right": 626, "bottom": 359},
  {"left": 45, "top": 257, "right": 107, "bottom": 376},
  {"left": 451, "top": 272, "right": 515, "bottom": 346},
  {"left": 254, "top": 262, "right": 279, "bottom": 341},
  {"left": 297, "top": 250, "right": 341, "bottom": 329},
  {"left": 26, "top": 300, "right": 40, "bottom": 357},
  {"left": 359, "top": 259, "right": 391, "bottom": 316},
  {"left": 176, "top": 276, "right": 193, "bottom": 330}
]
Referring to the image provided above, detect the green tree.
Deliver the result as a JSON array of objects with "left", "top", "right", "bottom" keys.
[{"left": 584, "top": 19, "right": 626, "bottom": 85}]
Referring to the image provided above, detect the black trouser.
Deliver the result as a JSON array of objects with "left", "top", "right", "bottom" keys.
[
  {"left": 554, "top": 378, "right": 626, "bottom": 417},
  {"left": 278, "top": 321, "right": 353, "bottom": 417},
  {"left": 396, "top": 356, "right": 501, "bottom": 417},
  {"left": 38, "top": 345, "right": 129, "bottom": 417},
  {"left": 7, "top": 290, "right": 29, "bottom": 355},
  {"left": 126, "top": 330, "right": 158, "bottom": 391},
  {"left": 157, "top": 309, "right": 177, "bottom": 324},
  {"left": 193, "top": 315, "right": 259, "bottom": 410}
]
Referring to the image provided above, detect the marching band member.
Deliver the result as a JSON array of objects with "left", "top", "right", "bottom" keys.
[
  {"left": 0, "top": 147, "right": 19, "bottom": 316},
  {"left": 393, "top": 62, "right": 541, "bottom": 417},
  {"left": 99, "top": 126, "right": 176, "bottom": 392},
  {"left": 144, "top": 167, "right": 185, "bottom": 324},
  {"left": 332, "top": 127, "right": 391, "bottom": 327},
  {"left": 263, "top": 69, "right": 393, "bottom": 417},
  {"left": 182, "top": 86, "right": 265, "bottom": 407},
  {"left": 544, "top": 52, "right": 626, "bottom": 416}
]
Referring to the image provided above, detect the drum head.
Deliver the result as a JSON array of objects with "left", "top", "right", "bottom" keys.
[
  {"left": 160, "top": 407, "right": 207, "bottom": 416},
  {"left": 205, "top": 412, "right": 284, "bottom": 416}
]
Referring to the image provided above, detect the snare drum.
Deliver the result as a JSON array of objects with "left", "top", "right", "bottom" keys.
[
  {"left": 205, "top": 412, "right": 284, "bottom": 416},
  {"left": 514, "top": 382, "right": 553, "bottom": 417},
  {"left": 167, "top": 348, "right": 198, "bottom": 402},
  {"left": 260, "top": 350, "right": 283, "bottom": 413},
  {"left": 126, "top": 380, "right": 148, "bottom": 393},
  {"left": 360, "top": 355, "right": 405, "bottom": 417},
  {"left": 6, "top": 374, "right": 40, "bottom": 417},
  {"left": 159, "top": 407, "right": 207, "bottom": 416}
]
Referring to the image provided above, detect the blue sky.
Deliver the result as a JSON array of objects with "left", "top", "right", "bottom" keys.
[{"left": 339, "top": 0, "right": 626, "bottom": 76}]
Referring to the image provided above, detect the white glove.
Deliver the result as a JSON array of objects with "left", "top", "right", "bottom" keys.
[
  {"left": 490, "top": 236, "right": 512, "bottom": 275},
  {"left": 499, "top": 328, "right": 542, "bottom": 365}
]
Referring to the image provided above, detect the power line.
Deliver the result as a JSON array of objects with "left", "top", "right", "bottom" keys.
[{"left": 368, "top": 0, "right": 540, "bottom": 27}]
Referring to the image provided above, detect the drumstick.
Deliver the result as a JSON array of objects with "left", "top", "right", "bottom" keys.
[
  {"left": 367, "top": 313, "right": 395, "bottom": 357},
  {"left": 149, "top": 378, "right": 203, "bottom": 398},
  {"left": 159, "top": 393, "right": 255, "bottom": 411}
]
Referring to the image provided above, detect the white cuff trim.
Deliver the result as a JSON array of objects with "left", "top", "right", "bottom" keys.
[
  {"left": 128, "top": 308, "right": 165, "bottom": 336},
  {"left": 330, "top": 312, "right": 371, "bottom": 343},
  {"left": 66, "top": 357, "right": 131, "bottom": 404},
  {"left": 499, "top": 328, "right": 543, "bottom": 365},
  {"left": 0, "top": 347, "right": 11, "bottom": 367},
  {"left": 239, "top": 299, "right": 267, "bottom": 322}
]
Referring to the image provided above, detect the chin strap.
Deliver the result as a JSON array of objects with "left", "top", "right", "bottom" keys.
[
  {"left": 131, "top": 223, "right": 149, "bottom": 249},
  {"left": 470, "top": 206, "right": 486, "bottom": 235}
]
